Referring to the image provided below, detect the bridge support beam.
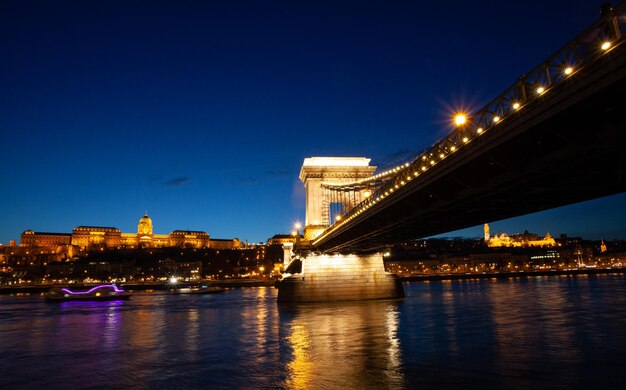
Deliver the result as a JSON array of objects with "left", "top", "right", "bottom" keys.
[{"left": 276, "top": 253, "right": 404, "bottom": 303}]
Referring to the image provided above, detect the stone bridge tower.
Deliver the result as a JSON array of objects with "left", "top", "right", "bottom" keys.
[{"left": 299, "top": 157, "right": 376, "bottom": 241}]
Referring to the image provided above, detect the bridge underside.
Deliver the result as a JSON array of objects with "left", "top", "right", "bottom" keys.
[{"left": 315, "top": 51, "right": 626, "bottom": 253}]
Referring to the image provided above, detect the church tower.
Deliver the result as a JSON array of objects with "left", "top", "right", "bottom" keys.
[{"left": 484, "top": 223, "right": 490, "bottom": 242}]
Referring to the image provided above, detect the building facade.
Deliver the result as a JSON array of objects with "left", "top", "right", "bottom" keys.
[
  {"left": 20, "top": 231, "right": 71, "bottom": 247},
  {"left": 20, "top": 213, "right": 238, "bottom": 250},
  {"left": 484, "top": 224, "right": 556, "bottom": 247}
]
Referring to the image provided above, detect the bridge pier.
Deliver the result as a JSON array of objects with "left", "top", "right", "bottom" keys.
[{"left": 276, "top": 253, "right": 404, "bottom": 303}]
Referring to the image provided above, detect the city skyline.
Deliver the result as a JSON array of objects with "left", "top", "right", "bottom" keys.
[{"left": 2, "top": 0, "right": 626, "bottom": 244}]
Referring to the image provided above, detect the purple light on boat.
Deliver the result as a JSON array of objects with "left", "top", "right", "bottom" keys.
[{"left": 61, "top": 284, "right": 124, "bottom": 295}]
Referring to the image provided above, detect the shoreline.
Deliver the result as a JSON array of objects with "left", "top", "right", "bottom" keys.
[
  {"left": 399, "top": 267, "right": 626, "bottom": 282},
  {"left": 0, "top": 279, "right": 275, "bottom": 295},
  {"left": 1, "top": 268, "right": 625, "bottom": 295}
]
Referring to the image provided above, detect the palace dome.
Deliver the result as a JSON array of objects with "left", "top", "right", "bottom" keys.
[{"left": 137, "top": 213, "right": 153, "bottom": 235}]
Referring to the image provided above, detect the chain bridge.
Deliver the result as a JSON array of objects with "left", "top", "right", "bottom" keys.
[
  {"left": 302, "top": 3, "right": 626, "bottom": 254},
  {"left": 278, "top": 3, "right": 626, "bottom": 302}
]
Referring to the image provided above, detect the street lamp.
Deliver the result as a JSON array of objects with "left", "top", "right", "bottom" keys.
[
  {"left": 453, "top": 113, "right": 467, "bottom": 127},
  {"left": 293, "top": 222, "right": 302, "bottom": 245}
]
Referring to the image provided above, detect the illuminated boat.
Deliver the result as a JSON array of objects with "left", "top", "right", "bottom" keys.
[
  {"left": 46, "top": 284, "right": 131, "bottom": 302},
  {"left": 172, "top": 286, "right": 225, "bottom": 295}
]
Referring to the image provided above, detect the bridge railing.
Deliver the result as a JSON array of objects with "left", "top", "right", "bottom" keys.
[{"left": 315, "top": 2, "right": 626, "bottom": 243}]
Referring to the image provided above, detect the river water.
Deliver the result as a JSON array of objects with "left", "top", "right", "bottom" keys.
[{"left": 1, "top": 274, "right": 625, "bottom": 389}]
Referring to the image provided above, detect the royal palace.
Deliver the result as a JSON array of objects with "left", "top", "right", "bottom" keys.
[{"left": 19, "top": 213, "right": 241, "bottom": 250}]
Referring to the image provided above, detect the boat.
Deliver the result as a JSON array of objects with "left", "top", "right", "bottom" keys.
[
  {"left": 171, "top": 286, "right": 225, "bottom": 295},
  {"left": 46, "top": 284, "right": 131, "bottom": 302}
]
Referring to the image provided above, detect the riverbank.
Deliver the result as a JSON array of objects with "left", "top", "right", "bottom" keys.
[
  {"left": 1, "top": 268, "right": 624, "bottom": 294},
  {"left": 0, "top": 279, "right": 275, "bottom": 295},
  {"left": 399, "top": 267, "right": 626, "bottom": 282}
]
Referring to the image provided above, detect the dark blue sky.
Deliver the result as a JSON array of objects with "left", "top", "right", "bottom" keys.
[{"left": 2, "top": 0, "right": 624, "bottom": 243}]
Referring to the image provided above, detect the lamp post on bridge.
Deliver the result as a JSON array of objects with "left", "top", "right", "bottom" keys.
[{"left": 293, "top": 222, "right": 302, "bottom": 246}]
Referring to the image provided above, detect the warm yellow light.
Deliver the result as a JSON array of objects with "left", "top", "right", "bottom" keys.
[
  {"left": 601, "top": 41, "right": 611, "bottom": 50},
  {"left": 294, "top": 222, "right": 302, "bottom": 230},
  {"left": 363, "top": 190, "right": 371, "bottom": 198},
  {"left": 421, "top": 166, "right": 426, "bottom": 171},
  {"left": 450, "top": 146, "right": 456, "bottom": 151},
  {"left": 291, "top": 230, "right": 297, "bottom": 236},
  {"left": 512, "top": 102, "right": 520, "bottom": 109},
  {"left": 462, "top": 137, "right": 469, "bottom": 143},
  {"left": 439, "top": 153, "right": 444, "bottom": 158},
  {"left": 564, "top": 66, "right": 573, "bottom": 75},
  {"left": 477, "top": 127, "right": 483, "bottom": 134},
  {"left": 335, "top": 215, "right": 342, "bottom": 221},
  {"left": 493, "top": 116, "right": 500, "bottom": 123},
  {"left": 536, "top": 86, "right": 545, "bottom": 94},
  {"left": 454, "top": 113, "right": 467, "bottom": 126},
  {"left": 430, "top": 160, "right": 435, "bottom": 165}
]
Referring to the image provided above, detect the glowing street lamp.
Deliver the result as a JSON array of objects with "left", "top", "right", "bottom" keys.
[
  {"left": 293, "top": 222, "right": 302, "bottom": 244},
  {"left": 454, "top": 113, "right": 467, "bottom": 127}
]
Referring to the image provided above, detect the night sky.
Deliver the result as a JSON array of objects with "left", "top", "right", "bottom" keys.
[{"left": 2, "top": 0, "right": 625, "bottom": 244}]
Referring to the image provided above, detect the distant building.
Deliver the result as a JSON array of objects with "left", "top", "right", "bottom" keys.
[
  {"left": 72, "top": 226, "right": 123, "bottom": 248},
  {"left": 20, "top": 213, "right": 238, "bottom": 250},
  {"left": 209, "top": 238, "right": 242, "bottom": 250},
  {"left": 168, "top": 230, "right": 210, "bottom": 248},
  {"left": 484, "top": 223, "right": 556, "bottom": 247},
  {"left": 267, "top": 234, "right": 301, "bottom": 245},
  {"left": 20, "top": 231, "right": 71, "bottom": 247}
]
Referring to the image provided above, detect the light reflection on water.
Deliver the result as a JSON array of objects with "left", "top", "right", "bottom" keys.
[
  {"left": 0, "top": 275, "right": 624, "bottom": 389},
  {"left": 281, "top": 299, "right": 404, "bottom": 389}
]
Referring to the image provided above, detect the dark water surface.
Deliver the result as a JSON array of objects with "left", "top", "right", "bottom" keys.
[{"left": 1, "top": 275, "right": 625, "bottom": 389}]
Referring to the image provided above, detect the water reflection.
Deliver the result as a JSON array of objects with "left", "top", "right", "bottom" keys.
[
  {"left": 280, "top": 300, "right": 405, "bottom": 389},
  {"left": 185, "top": 308, "right": 199, "bottom": 359},
  {"left": 403, "top": 275, "right": 626, "bottom": 388},
  {"left": 103, "top": 301, "right": 122, "bottom": 348},
  {"left": 0, "top": 276, "right": 625, "bottom": 388}
]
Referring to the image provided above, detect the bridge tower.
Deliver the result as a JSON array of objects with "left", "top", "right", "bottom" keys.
[
  {"left": 277, "top": 156, "right": 404, "bottom": 303},
  {"left": 299, "top": 157, "right": 376, "bottom": 241}
]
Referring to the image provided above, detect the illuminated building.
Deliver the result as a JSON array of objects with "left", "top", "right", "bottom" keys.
[
  {"left": 267, "top": 234, "right": 302, "bottom": 245},
  {"left": 72, "top": 227, "right": 122, "bottom": 248},
  {"left": 20, "top": 231, "right": 71, "bottom": 247},
  {"left": 484, "top": 223, "right": 556, "bottom": 247},
  {"left": 19, "top": 213, "right": 239, "bottom": 250},
  {"left": 209, "top": 238, "right": 243, "bottom": 250},
  {"left": 168, "top": 230, "right": 210, "bottom": 248}
]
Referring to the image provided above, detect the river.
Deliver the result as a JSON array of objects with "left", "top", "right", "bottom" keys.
[{"left": 1, "top": 274, "right": 625, "bottom": 389}]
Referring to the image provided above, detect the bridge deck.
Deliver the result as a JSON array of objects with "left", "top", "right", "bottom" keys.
[{"left": 314, "top": 42, "right": 626, "bottom": 253}]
